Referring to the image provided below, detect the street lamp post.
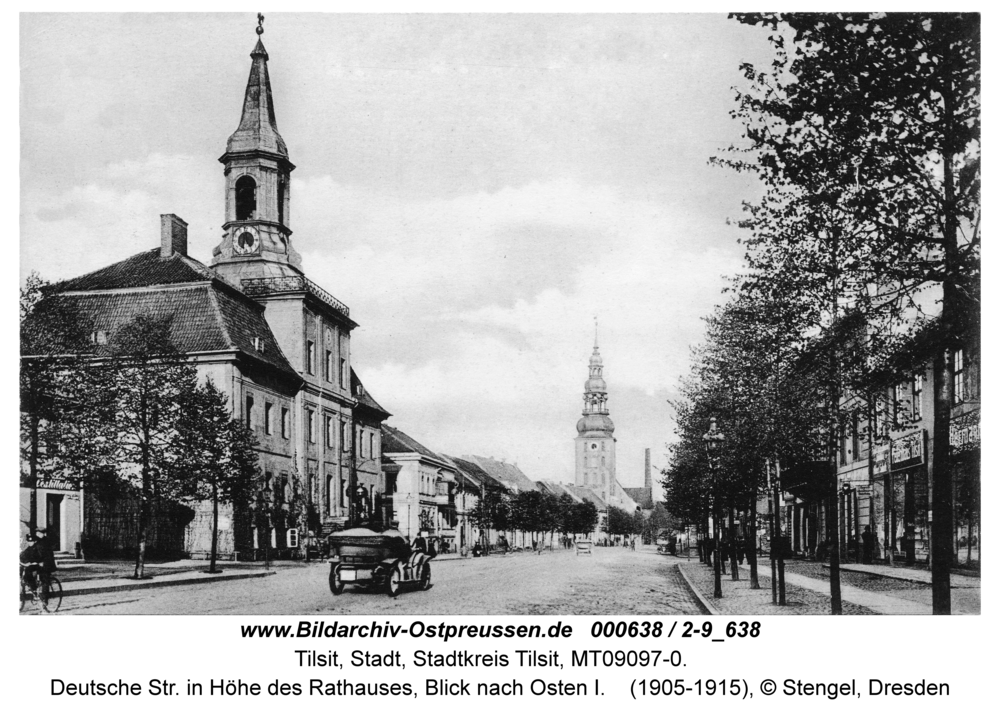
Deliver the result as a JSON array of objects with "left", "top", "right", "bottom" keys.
[{"left": 703, "top": 417, "right": 725, "bottom": 599}]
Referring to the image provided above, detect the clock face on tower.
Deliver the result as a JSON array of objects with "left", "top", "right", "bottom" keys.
[
  {"left": 590, "top": 443, "right": 598, "bottom": 450},
  {"left": 234, "top": 229, "right": 259, "bottom": 255}
]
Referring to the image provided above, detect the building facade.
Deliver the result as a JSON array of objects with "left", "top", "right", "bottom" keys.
[{"left": 21, "top": 23, "right": 390, "bottom": 559}]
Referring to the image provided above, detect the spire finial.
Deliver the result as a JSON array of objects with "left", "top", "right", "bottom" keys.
[
  {"left": 257, "top": 13, "right": 265, "bottom": 36},
  {"left": 594, "top": 315, "right": 599, "bottom": 350}
]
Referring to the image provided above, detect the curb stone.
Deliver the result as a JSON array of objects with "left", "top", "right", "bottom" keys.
[
  {"left": 59, "top": 570, "right": 276, "bottom": 599},
  {"left": 676, "top": 564, "right": 722, "bottom": 616}
]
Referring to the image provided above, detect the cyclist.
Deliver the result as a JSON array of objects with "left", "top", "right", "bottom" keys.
[{"left": 20, "top": 528, "right": 57, "bottom": 599}]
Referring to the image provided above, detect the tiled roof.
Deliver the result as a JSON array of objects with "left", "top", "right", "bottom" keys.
[
  {"left": 351, "top": 368, "right": 391, "bottom": 419},
  {"left": 381, "top": 424, "right": 446, "bottom": 463},
  {"left": 60, "top": 285, "right": 298, "bottom": 379},
  {"left": 463, "top": 456, "right": 538, "bottom": 493},
  {"left": 623, "top": 486, "right": 654, "bottom": 509},
  {"left": 51, "top": 249, "right": 219, "bottom": 292},
  {"left": 439, "top": 455, "right": 484, "bottom": 495},
  {"left": 536, "top": 481, "right": 580, "bottom": 500},
  {"left": 564, "top": 484, "right": 608, "bottom": 510}
]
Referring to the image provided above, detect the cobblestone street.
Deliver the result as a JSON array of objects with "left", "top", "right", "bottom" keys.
[{"left": 47, "top": 547, "right": 703, "bottom": 616}]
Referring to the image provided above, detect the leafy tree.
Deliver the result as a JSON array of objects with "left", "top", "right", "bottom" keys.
[
  {"left": 175, "top": 379, "right": 261, "bottom": 573},
  {"left": 570, "top": 501, "right": 599, "bottom": 538},
  {"left": 469, "top": 480, "right": 510, "bottom": 544},
  {"left": 606, "top": 506, "right": 636, "bottom": 537},
  {"left": 19, "top": 274, "right": 98, "bottom": 530},
  {"left": 721, "top": 13, "right": 980, "bottom": 612},
  {"left": 103, "top": 315, "right": 199, "bottom": 578}
]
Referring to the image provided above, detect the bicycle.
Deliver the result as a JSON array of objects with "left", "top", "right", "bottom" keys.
[{"left": 19, "top": 567, "right": 62, "bottom": 613}]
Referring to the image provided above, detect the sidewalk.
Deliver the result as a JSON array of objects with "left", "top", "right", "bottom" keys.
[
  {"left": 52, "top": 551, "right": 480, "bottom": 599},
  {"left": 49, "top": 559, "right": 297, "bottom": 598},
  {"left": 828, "top": 562, "right": 981, "bottom": 589},
  {"left": 676, "top": 556, "right": 979, "bottom": 615}
]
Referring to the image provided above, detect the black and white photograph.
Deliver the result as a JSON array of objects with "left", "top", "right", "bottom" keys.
[{"left": 18, "top": 11, "right": 980, "bottom": 621}]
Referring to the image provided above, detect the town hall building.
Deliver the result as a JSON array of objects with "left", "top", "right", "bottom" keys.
[{"left": 21, "top": 20, "right": 390, "bottom": 559}]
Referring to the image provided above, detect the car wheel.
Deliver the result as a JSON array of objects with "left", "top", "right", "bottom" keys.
[
  {"left": 329, "top": 565, "right": 345, "bottom": 595},
  {"left": 419, "top": 562, "right": 432, "bottom": 591},
  {"left": 387, "top": 565, "right": 403, "bottom": 597}
]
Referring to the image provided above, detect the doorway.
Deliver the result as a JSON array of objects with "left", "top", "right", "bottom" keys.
[{"left": 46, "top": 494, "right": 63, "bottom": 551}]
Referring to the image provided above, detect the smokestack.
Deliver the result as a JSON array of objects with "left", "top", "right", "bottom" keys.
[
  {"left": 645, "top": 448, "right": 652, "bottom": 490},
  {"left": 160, "top": 214, "right": 188, "bottom": 258}
]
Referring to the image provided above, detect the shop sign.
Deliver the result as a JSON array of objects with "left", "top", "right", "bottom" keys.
[
  {"left": 872, "top": 443, "right": 890, "bottom": 475},
  {"left": 891, "top": 431, "right": 924, "bottom": 470},
  {"left": 950, "top": 410, "right": 980, "bottom": 453},
  {"left": 856, "top": 483, "right": 873, "bottom": 500}
]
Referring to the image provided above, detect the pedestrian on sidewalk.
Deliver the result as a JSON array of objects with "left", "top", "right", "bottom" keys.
[{"left": 862, "top": 526, "right": 875, "bottom": 564}]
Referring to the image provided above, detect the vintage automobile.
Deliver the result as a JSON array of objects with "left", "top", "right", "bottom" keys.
[{"left": 327, "top": 528, "right": 431, "bottom": 597}]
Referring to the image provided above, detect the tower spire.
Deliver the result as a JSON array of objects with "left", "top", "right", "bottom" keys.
[
  {"left": 594, "top": 315, "right": 599, "bottom": 351},
  {"left": 224, "top": 15, "right": 287, "bottom": 159},
  {"left": 212, "top": 16, "right": 301, "bottom": 282}
]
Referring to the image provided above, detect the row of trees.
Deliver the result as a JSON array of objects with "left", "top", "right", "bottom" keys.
[
  {"left": 664, "top": 14, "right": 979, "bottom": 613},
  {"left": 468, "top": 484, "right": 601, "bottom": 545},
  {"left": 21, "top": 276, "right": 267, "bottom": 577}
]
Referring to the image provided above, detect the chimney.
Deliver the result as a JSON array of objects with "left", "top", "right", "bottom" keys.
[
  {"left": 645, "top": 448, "right": 652, "bottom": 490},
  {"left": 160, "top": 214, "right": 188, "bottom": 258}
]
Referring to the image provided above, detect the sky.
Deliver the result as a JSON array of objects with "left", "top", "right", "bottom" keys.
[{"left": 19, "top": 12, "right": 781, "bottom": 495}]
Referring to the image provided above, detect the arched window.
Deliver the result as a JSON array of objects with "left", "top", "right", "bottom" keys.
[{"left": 235, "top": 175, "right": 257, "bottom": 220}]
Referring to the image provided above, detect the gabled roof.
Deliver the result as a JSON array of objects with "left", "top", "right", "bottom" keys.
[
  {"left": 536, "top": 481, "right": 580, "bottom": 500},
  {"left": 564, "top": 484, "right": 608, "bottom": 510},
  {"left": 439, "top": 455, "right": 485, "bottom": 495},
  {"left": 351, "top": 368, "right": 391, "bottom": 420},
  {"left": 463, "top": 455, "right": 538, "bottom": 493},
  {"left": 623, "top": 486, "right": 655, "bottom": 510},
  {"left": 381, "top": 424, "right": 447, "bottom": 464},
  {"left": 51, "top": 248, "right": 220, "bottom": 292}
]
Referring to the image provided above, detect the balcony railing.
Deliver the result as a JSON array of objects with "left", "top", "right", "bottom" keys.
[{"left": 241, "top": 275, "right": 350, "bottom": 318}]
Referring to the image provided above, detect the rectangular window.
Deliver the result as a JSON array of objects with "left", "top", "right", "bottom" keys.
[
  {"left": 851, "top": 412, "right": 860, "bottom": 461},
  {"left": 340, "top": 358, "right": 347, "bottom": 388},
  {"left": 341, "top": 478, "right": 348, "bottom": 508},
  {"left": 306, "top": 340, "right": 316, "bottom": 375},
  {"left": 342, "top": 421, "right": 350, "bottom": 452},
  {"left": 912, "top": 373, "right": 924, "bottom": 421},
  {"left": 307, "top": 409, "right": 316, "bottom": 443},
  {"left": 893, "top": 383, "right": 906, "bottom": 426},
  {"left": 369, "top": 432, "right": 375, "bottom": 458},
  {"left": 325, "top": 350, "right": 333, "bottom": 382},
  {"left": 281, "top": 407, "right": 290, "bottom": 439},
  {"left": 264, "top": 402, "right": 273, "bottom": 435},
  {"left": 245, "top": 395, "right": 255, "bottom": 429},
  {"left": 839, "top": 426, "right": 848, "bottom": 466},
  {"left": 953, "top": 348, "right": 966, "bottom": 404}
]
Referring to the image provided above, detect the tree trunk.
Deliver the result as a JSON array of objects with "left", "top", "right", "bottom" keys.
[
  {"left": 748, "top": 492, "right": 760, "bottom": 589},
  {"left": 209, "top": 478, "right": 219, "bottom": 574},
  {"left": 728, "top": 501, "right": 739, "bottom": 580}
]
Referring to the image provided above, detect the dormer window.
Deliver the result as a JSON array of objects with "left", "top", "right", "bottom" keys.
[
  {"left": 251, "top": 336, "right": 265, "bottom": 353},
  {"left": 90, "top": 330, "right": 107, "bottom": 345},
  {"left": 235, "top": 175, "right": 257, "bottom": 220}
]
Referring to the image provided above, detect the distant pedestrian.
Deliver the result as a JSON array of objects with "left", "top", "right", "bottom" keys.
[{"left": 861, "top": 526, "right": 875, "bottom": 564}]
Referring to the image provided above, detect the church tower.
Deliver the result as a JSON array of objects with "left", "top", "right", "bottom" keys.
[
  {"left": 211, "top": 15, "right": 303, "bottom": 284},
  {"left": 575, "top": 323, "right": 616, "bottom": 503}
]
